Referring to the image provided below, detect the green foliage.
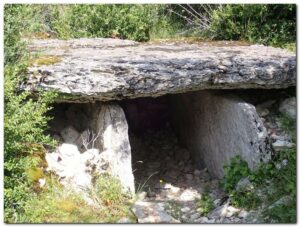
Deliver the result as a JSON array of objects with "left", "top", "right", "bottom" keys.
[
  {"left": 230, "top": 190, "right": 261, "bottom": 210},
  {"left": 12, "top": 4, "right": 170, "bottom": 42},
  {"left": 4, "top": 4, "right": 296, "bottom": 48},
  {"left": 4, "top": 4, "right": 57, "bottom": 222},
  {"left": 209, "top": 4, "right": 296, "bottom": 48},
  {"left": 264, "top": 202, "right": 296, "bottom": 223},
  {"left": 196, "top": 193, "right": 214, "bottom": 215},
  {"left": 4, "top": 4, "right": 27, "bottom": 63},
  {"left": 279, "top": 113, "right": 296, "bottom": 141},
  {"left": 221, "top": 156, "right": 251, "bottom": 192}
]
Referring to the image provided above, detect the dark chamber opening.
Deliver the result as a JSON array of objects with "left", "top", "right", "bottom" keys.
[{"left": 120, "top": 96, "right": 209, "bottom": 199}]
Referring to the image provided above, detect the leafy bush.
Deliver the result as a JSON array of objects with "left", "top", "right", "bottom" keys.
[
  {"left": 4, "top": 4, "right": 57, "bottom": 222},
  {"left": 15, "top": 4, "right": 171, "bottom": 42},
  {"left": 209, "top": 4, "right": 296, "bottom": 48}
]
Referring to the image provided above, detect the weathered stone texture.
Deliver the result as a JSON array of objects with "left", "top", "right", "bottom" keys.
[
  {"left": 23, "top": 38, "right": 295, "bottom": 102},
  {"left": 90, "top": 103, "right": 135, "bottom": 193},
  {"left": 170, "top": 91, "right": 271, "bottom": 178},
  {"left": 45, "top": 102, "right": 135, "bottom": 193}
]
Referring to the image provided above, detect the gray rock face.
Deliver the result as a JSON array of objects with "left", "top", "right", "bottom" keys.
[
  {"left": 89, "top": 103, "right": 135, "bottom": 193},
  {"left": 279, "top": 97, "right": 296, "bottom": 119},
  {"left": 170, "top": 90, "right": 271, "bottom": 178},
  {"left": 23, "top": 38, "right": 295, "bottom": 102}
]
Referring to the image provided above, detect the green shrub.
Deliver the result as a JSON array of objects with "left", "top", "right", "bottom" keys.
[
  {"left": 209, "top": 4, "right": 296, "bottom": 48},
  {"left": 4, "top": 65, "right": 57, "bottom": 222},
  {"left": 4, "top": 4, "right": 57, "bottom": 222},
  {"left": 196, "top": 193, "right": 214, "bottom": 215},
  {"left": 14, "top": 4, "right": 171, "bottom": 42},
  {"left": 221, "top": 156, "right": 251, "bottom": 193}
]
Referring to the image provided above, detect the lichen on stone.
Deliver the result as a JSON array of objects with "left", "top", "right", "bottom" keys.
[{"left": 30, "top": 55, "right": 62, "bottom": 66}]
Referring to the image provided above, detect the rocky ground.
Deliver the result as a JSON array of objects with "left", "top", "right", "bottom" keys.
[{"left": 129, "top": 127, "right": 251, "bottom": 223}]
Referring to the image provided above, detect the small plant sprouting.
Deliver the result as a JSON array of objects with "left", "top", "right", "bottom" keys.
[{"left": 196, "top": 192, "right": 214, "bottom": 216}]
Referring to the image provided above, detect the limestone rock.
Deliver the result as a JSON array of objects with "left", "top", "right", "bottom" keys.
[
  {"left": 235, "top": 177, "right": 254, "bottom": 191},
  {"left": 272, "top": 140, "right": 294, "bottom": 151},
  {"left": 38, "top": 178, "right": 46, "bottom": 188},
  {"left": 238, "top": 210, "right": 249, "bottom": 219},
  {"left": 190, "top": 213, "right": 201, "bottom": 220},
  {"left": 197, "top": 217, "right": 209, "bottom": 223},
  {"left": 117, "top": 217, "right": 135, "bottom": 223},
  {"left": 22, "top": 38, "right": 295, "bottom": 102},
  {"left": 60, "top": 126, "right": 80, "bottom": 143},
  {"left": 208, "top": 202, "right": 229, "bottom": 219},
  {"left": 181, "top": 207, "right": 191, "bottom": 213},
  {"left": 75, "top": 129, "right": 91, "bottom": 152},
  {"left": 45, "top": 143, "right": 91, "bottom": 190},
  {"left": 179, "top": 188, "right": 200, "bottom": 201},
  {"left": 171, "top": 91, "right": 271, "bottom": 178},
  {"left": 279, "top": 97, "right": 296, "bottom": 119},
  {"left": 58, "top": 143, "right": 80, "bottom": 160},
  {"left": 131, "top": 201, "right": 180, "bottom": 223},
  {"left": 226, "top": 206, "right": 240, "bottom": 218},
  {"left": 90, "top": 103, "right": 135, "bottom": 193}
]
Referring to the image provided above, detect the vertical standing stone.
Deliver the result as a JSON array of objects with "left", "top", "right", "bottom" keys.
[
  {"left": 90, "top": 103, "right": 135, "bottom": 193},
  {"left": 171, "top": 91, "right": 271, "bottom": 178}
]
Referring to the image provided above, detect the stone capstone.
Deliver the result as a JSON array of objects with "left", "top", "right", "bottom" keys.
[{"left": 22, "top": 38, "right": 295, "bottom": 102}]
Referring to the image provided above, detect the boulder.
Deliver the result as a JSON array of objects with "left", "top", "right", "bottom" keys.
[
  {"left": 23, "top": 38, "right": 295, "bottom": 102},
  {"left": 171, "top": 91, "right": 271, "bottom": 178},
  {"left": 279, "top": 97, "right": 296, "bottom": 119},
  {"left": 272, "top": 140, "right": 294, "bottom": 151}
]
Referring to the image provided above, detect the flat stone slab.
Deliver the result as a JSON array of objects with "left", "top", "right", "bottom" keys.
[
  {"left": 131, "top": 201, "right": 180, "bottom": 223},
  {"left": 23, "top": 38, "right": 296, "bottom": 102}
]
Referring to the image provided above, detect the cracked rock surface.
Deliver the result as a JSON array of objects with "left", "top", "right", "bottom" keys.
[{"left": 23, "top": 38, "right": 295, "bottom": 102}]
